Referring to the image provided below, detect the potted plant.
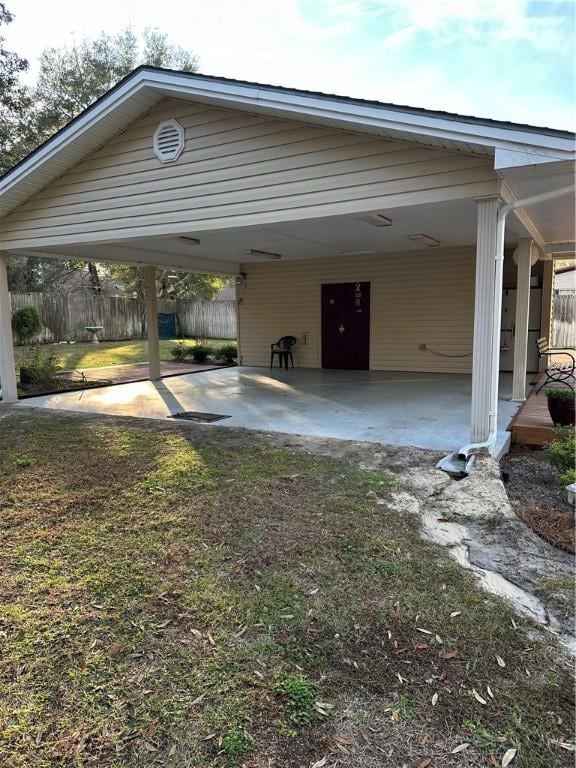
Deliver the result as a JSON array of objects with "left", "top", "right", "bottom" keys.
[{"left": 545, "top": 388, "right": 575, "bottom": 427}]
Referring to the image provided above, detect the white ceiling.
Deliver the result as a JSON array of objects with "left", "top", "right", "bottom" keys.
[{"left": 38, "top": 197, "right": 533, "bottom": 274}]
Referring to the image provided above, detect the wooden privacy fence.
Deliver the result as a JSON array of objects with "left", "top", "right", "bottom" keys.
[
  {"left": 552, "top": 294, "right": 576, "bottom": 349},
  {"left": 10, "top": 292, "right": 237, "bottom": 343}
]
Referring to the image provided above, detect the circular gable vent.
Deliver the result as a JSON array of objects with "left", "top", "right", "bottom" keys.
[{"left": 153, "top": 119, "right": 184, "bottom": 163}]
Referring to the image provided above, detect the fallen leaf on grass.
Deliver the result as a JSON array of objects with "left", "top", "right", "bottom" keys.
[
  {"left": 431, "top": 693, "right": 438, "bottom": 706},
  {"left": 333, "top": 735, "right": 352, "bottom": 745},
  {"left": 416, "top": 628, "right": 432, "bottom": 635},
  {"left": 472, "top": 688, "right": 487, "bottom": 705},
  {"left": 451, "top": 743, "right": 470, "bottom": 753},
  {"left": 495, "top": 655, "right": 506, "bottom": 668},
  {"left": 502, "top": 748, "right": 517, "bottom": 766},
  {"left": 415, "top": 642, "right": 429, "bottom": 650},
  {"left": 488, "top": 755, "right": 498, "bottom": 766},
  {"left": 311, "top": 757, "right": 328, "bottom": 768},
  {"left": 201, "top": 733, "right": 216, "bottom": 741},
  {"left": 439, "top": 649, "right": 459, "bottom": 660},
  {"left": 450, "top": 611, "right": 461, "bottom": 618},
  {"left": 417, "top": 759, "right": 432, "bottom": 768}
]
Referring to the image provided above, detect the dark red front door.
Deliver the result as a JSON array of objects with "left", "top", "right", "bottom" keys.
[{"left": 321, "top": 282, "right": 370, "bottom": 369}]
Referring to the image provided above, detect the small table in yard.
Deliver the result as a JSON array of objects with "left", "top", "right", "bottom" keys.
[{"left": 85, "top": 325, "right": 104, "bottom": 344}]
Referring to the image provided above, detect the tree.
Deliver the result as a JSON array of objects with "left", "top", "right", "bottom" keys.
[
  {"left": 33, "top": 28, "right": 198, "bottom": 140},
  {"left": 0, "top": 3, "right": 31, "bottom": 174}
]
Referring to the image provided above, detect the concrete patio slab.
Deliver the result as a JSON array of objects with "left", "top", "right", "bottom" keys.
[{"left": 14, "top": 367, "right": 522, "bottom": 453}]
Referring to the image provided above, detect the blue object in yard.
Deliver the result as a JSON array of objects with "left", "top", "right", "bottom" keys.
[{"left": 158, "top": 312, "right": 177, "bottom": 340}]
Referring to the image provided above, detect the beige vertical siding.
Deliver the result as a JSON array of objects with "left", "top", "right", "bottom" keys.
[
  {"left": 238, "top": 248, "right": 476, "bottom": 373},
  {"left": 0, "top": 98, "right": 496, "bottom": 250}
]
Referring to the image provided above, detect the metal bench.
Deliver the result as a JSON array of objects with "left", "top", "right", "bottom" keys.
[{"left": 535, "top": 337, "right": 575, "bottom": 393}]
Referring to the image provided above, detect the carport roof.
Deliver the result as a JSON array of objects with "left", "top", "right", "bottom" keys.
[{"left": 1, "top": 66, "right": 575, "bottom": 219}]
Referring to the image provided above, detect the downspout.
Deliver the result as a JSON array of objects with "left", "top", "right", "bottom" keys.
[{"left": 439, "top": 185, "right": 575, "bottom": 474}]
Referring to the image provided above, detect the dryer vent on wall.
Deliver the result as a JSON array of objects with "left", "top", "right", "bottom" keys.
[{"left": 153, "top": 119, "right": 185, "bottom": 163}]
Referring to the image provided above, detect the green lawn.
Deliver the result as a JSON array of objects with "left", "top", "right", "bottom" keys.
[
  {"left": 13, "top": 339, "right": 234, "bottom": 371},
  {"left": 0, "top": 411, "right": 573, "bottom": 768}
]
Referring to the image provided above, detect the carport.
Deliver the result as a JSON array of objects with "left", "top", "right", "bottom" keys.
[{"left": 0, "top": 68, "right": 574, "bottom": 458}]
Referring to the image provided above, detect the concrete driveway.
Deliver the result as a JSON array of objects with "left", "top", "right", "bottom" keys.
[{"left": 16, "top": 367, "right": 522, "bottom": 453}]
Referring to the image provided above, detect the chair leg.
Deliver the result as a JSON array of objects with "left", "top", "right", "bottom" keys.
[
  {"left": 289, "top": 352, "right": 294, "bottom": 368},
  {"left": 270, "top": 351, "right": 274, "bottom": 368}
]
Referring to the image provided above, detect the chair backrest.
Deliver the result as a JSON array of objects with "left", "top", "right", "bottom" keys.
[
  {"left": 276, "top": 335, "right": 297, "bottom": 349},
  {"left": 537, "top": 337, "right": 549, "bottom": 354}
]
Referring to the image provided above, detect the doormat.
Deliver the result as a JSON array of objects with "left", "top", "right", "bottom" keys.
[{"left": 169, "top": 411, "right": 231, "bottom": 423}]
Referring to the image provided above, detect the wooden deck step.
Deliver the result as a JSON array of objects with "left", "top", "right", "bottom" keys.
[{"left": 508, "top": 373, "right": 573, "bottom": 446}]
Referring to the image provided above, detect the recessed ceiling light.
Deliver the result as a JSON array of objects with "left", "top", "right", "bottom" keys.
[
  {"left": 243, "top": 249, "right": 282, "bottom": 260},
  {"left": 178, "top": 236, "right": 201, "bottom": 245},
  {"left": 407, "top": 234, "right": 441, "bottom": 247},
  {"left": 359, "top": 213, "right": 393, "bottom": 227}
]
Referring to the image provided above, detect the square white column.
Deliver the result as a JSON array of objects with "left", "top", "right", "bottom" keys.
[
  {"left": 142, "top": 266, "right": 161, "bottom": 381},
  {"left": 470, "top": 197, "right": 500, "bottom": 443},
  {"left": 0, "top": 253, "right": 18, "bottom": 403},
  {"left": 512, "top": 240, "right": 535, "bottom": 401}
]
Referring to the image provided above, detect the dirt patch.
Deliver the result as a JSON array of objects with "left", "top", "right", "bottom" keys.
[{"left": 502, "top": 445, "right": 575, "bottom": 553}]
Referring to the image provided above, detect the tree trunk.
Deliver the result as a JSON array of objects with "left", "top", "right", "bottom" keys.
[{"left": 87, "top": 262, "right": 102, "bottom": 293}]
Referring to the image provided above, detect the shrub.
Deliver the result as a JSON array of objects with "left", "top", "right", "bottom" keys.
[
  {"left": 273, "top": 675, "right": 318, "bottom": 726},
  {"left": 170, "top": 342, "right": 190, "bottom": 361},
  {"left": 546, "top": 426, "right": 575, "bottom": 485},
  {"left": 12, "top": 306, "right": 42, "bottom": 344},
  {"left": 221, "top": 726, "right": 251, "bottom": 757},
  {"left": 545, "top": 388, "right": 576, "bottom": 401},
  {"left": 191, "top": 344, "right": 213, "bottom": 363},
  {"left": 20, "top": 347, "right": 62, "bottom": 388},
  {"left": 218, "top": 343, "right": 238, "bottom": 364}
]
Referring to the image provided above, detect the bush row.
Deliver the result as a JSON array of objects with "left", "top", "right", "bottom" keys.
[{"left": 171, "top": 342, "right": 237, "bottom": 364}]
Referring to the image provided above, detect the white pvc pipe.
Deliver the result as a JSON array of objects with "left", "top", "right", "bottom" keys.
[{"left": 457, "top": 184, "right": 575, "bottom": 460}]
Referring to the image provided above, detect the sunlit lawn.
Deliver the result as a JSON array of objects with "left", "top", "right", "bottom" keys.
[
  {"left": 13, "top": 339, "right": 234, "bottom": 371},
  {"left": 0, "top": 410, "right": 573, "bottom": 768}
]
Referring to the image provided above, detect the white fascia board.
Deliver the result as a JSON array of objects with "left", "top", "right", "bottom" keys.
[
  {"left": 147, "top": 71, "right": 576, "bottom": 157},
  {"left": 494, "top": 148, "right": 573, "bottom": 169}
]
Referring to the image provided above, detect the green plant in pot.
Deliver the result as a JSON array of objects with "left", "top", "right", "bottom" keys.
[{"left": 545, "top": 388, "right": 575, "bottom": 427}]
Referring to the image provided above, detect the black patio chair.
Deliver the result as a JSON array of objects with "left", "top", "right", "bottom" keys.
[
  {"left": 535, "top": 337, "right": 575, "bottom": 393},
  {"left": 270, "top": 336, "right": 296, "bottom": 369}
]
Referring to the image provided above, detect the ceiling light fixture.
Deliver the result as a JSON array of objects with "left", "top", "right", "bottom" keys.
[
  {"left": 359, "top": 213, "right": 393, "bottom": 227},
  {"left": 339, "top": 249, "right": 375, "bottom": 256},
  {"left": 178, "top": 236, "right": 201, "bottom": 245},
  {"left": 407, "top": 234, "right": 441, "bottom": 247},
  {"left": 244, "top": 249, "right": 282, "bottom": 260}
]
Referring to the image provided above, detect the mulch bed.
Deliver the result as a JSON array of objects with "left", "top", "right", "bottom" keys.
[{"left": 502, "top": 444, "right": 575, "bottom": 553}]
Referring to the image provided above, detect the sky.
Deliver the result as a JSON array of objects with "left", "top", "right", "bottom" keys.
[{"left": 4, "top": 0, "right": 576, "bottom": 130}]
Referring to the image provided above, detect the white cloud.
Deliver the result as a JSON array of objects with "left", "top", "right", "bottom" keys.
[{"left": 3, "top": 0, "right": 574, "bottom": 129}]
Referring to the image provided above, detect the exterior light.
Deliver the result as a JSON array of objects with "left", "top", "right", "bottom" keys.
[
  {"left": 407, "top": 234, "right": 441, "bottom": 247},
  {"left": 243, "top": 249, "right": 282, "bottom": 260},
  {"left": 359, "top": 213, "right": 393, "bottom": 227}
]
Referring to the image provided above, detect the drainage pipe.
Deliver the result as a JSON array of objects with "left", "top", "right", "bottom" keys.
[{"left": 457, "top": 184, "right": 575, "bottom": 461}]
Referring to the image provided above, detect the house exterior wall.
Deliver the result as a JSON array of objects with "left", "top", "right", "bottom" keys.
[
  {"left": 238, "top": 248, "right": 476, "bottom": 373},
  {"left": 0, "top": 98, "right": 497, "bottom": 250}
]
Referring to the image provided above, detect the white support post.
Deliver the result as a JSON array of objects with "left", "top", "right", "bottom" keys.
[
  {"left": 539, "top": 261, "right": 554, "bottom": 371},
  {"left": 470, "top": 197, "right": 500, "bottom": 443},
  {"left": 0, "top": 253, "right": 18, "bottom": 403},
  {"left": 512, "top": 240, "right": 534, "bottom": 401},
  {"left": 142, "top": 266, "right": 161, "bottom": 381}
]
